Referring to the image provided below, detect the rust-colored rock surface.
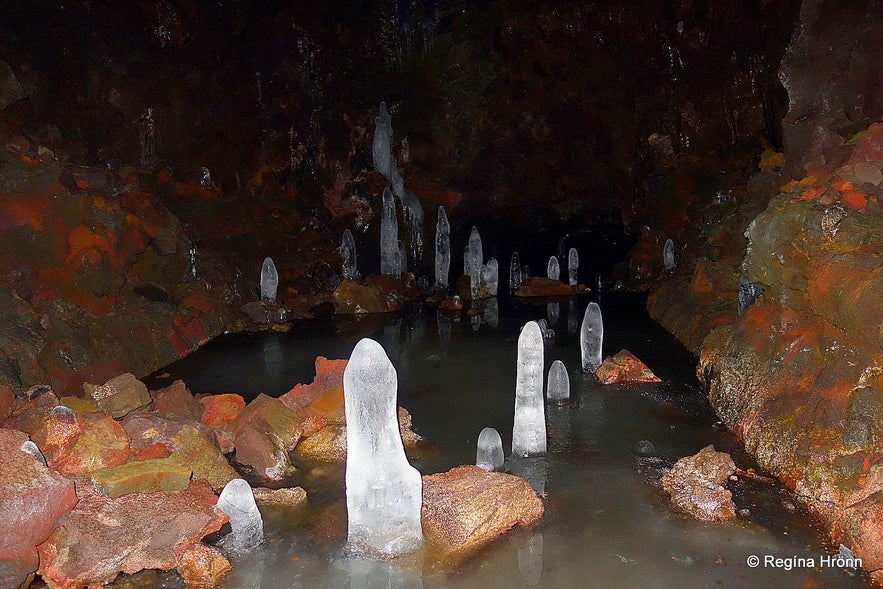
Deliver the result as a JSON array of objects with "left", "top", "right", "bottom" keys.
[
  {"left": 151, "top": 380, "right": 201, "bottom": 420},
  {"left": 0, "top": 429, "right": 78, "bottom": 589},
  {"left": 252, "top": 486, "right": 308, "bottom": 508},
  {"left": 280, "top": 356, "right": 348, "bottom": 412},
  {"left": 514, "top": 277, "right": 576, "bottom": 298},
  {"left": 91, "top": 456, "right": 193, "bottom": 498},
  {"left": 35, "top": 412, "right": 133, "bottom": 474},
  {"left": 594, "top": 349, "right": 661, "bottom": 384},
  {"left": 224, "top": 393, "right": 302, "bottom": 481},
  {"left": 176, "top": 543, "right": 231, "bottom": 589},
  {"left": 421, "top": 465, "right": 544, "bottom": 564},
  {"left": 660, "top": 445, "right": 736, "bottom": 521},
  {"left": 333, "top": 279, "right": 398, "bottom": 314},
  {"left": 83, "top": 372, "right": 151, "bottom": 418},
  {"left": 37, "top": 477, "right": 226, "bottom": 588},
  {"left": 199, "top": 393, "right": 245, "bottom": 429}
]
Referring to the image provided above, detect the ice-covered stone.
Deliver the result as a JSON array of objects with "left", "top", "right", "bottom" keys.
[
  {"left": 546, "top": 256, "right": 560, "bottom": 281},
  {"left": 663, "top": 238, "right": 676, "bottom": 270},
  {"left": 512, "top": 322, "right": 546, "bottom": 457},
  {"left": 260, "top": 257, "right": 278, "bottom": 303},
  {"left": 464, "top": 227, "right": 483, "bottom": 298},
  {"left": 341, "top": 229, "right": 358, "bottom": 281},
  {"left": 344, "top": 338, "right": 423, "bottom": 556},
  {"left": 509, "top": 252, "right": 522, "bottom": 289},
  {"left": 546, "top": 360, "right": 570, "bottom": 405},
  {"left": 216, "top": 478, "right": 264, "bottom": 552},
  {"left": 372, "top": 102, "right": 394, "bottom": 179},
  {"left": 435, "top": 206, "right": 450, "bottom": 288},
  {"left": 476, "top": 427, "right": 504, "bottom": 472},
  {"left": 567, "top": 248, "right": 578, "bottom": 286},
  {"left": 580, "top": 302, "right": 603, "bottom": 373},
  {"left": 380, "top": 188, "right": 399, "bottom": 276}
]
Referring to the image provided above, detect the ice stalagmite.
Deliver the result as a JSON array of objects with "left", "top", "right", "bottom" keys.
[
  {"left": 464, "top": 226, "right": 483, "bottom": 298},
  {"left": 372, "top": 102, "right": 394, "bottom": 179},
  {"left": 260, "top": 257, "right": 278, "bottom": 303},
  {"left": 663, "top": 238, "right": 676, "bottom": 270},
  {"left": 580, "top": 302, "right": 603, "bottom": 373},
  {"left": 547, "top": 256, "right": 560, "bottom": 281},
  {"left": 476, "top": 427, "right": 505, "bottom": 472},
  {"left": 512, "top": 321, "right": 546, "bottom": 457},
  {"left": 547, "top": 360, "right": 570, "bottom": 405},
  {"left": 341, "top": 229, "right": 358, "bottom": 280},
  {"left": 509, "top": 252, "right": 522, "bottom": 289},
  {"left": 380, "top": 188, "right": 399, "bottom": 276},
  {"left": 435, "top": 206, "right": 450, "bottom": 288},
  {"left": 217, "top": 478, "right": 264, "bottom": 552},
  {"left": 484, "top": 258, "right": 499, "bottom": 296},
  {"left": 568, "top": 248, "right": 578, "bottom": 286},
  {"left": 344, "top": 338, "right": 423, "bottom": 557}
]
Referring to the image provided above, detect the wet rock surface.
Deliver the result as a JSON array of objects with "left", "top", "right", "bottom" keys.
[
  {"left": 594, "top": 349, "right": 661, "bottom": 384},
  {"left": 660, "top": 445, "right": 737, "bottom": 521}
]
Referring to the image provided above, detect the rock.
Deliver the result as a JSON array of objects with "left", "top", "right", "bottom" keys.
[
  {"left": 2, "top": 387, "right": 60, "bottom": 434},
  {"left": 365, "top": 272, "right": 422, "bottom": 301},
  {"left": 83, "top": 373, "right": 152, "bottom": 419},
  {"left": 176, "top": 543, "right": 232, "bottom": 589},
  {"left": 252, "top": 486, "right": 308, "bottom": 508},
  {"left": 421, "top": 465, "right": 544, "bottom": 564},
  {"left": 660, "top": 445, "right": 737, "bottom": 521},
  {"left": 199, "top": 393, "right": 245, "bottom": 428},
  {"left": 298, "top": 387, "right": 345, "bottom": 437},
  {"left": 122, "top": 413, "right": 238, "bottom": 492},
  {"left": 0, "top": 429, "right": 78, "bottom": 589},
  {"left": 0, "top": 385, "right": 14, "bottom": 422},
  {"left": 594, "top": 349, "right": 662, "bottom": 384},
  {"left": 294, "top": 424, "right": 347, "bottom": 463},
  {"left": 224, "top": 394, "right": 302, "bottom": 481},
  {"left": 151, "top": 380, "right": 201, "bottom": 420},
  {"left": 33, "top": 412, "right": 132, "bottom": 474},
  {"left": 91, "top": 456, "right": 193, "bottom": 498},
  {"left": 398, "top": 407, "right": 423, "bottom": 448},
  {"left": 37, "top": 477, "right": 227, "bottom": 588},
  {"left": 58, "top": 396, "right": 98, "bottom": 415},
  {"left": 280, "top": 356, "right": 348, "bottom": 412},
  {"left": 514, "top": 277, "right": 576, "bottom": 298},
  {"left": 438, "top": 296, "right": 464, "bottom": 312},
  {"left": 333, "top": 279, "right": 398, "bottom": 314},
  {"left": 243, "top": 301, "right": 272, "bottom": 325}
]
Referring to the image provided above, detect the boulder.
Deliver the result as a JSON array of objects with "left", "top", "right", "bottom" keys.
[
  {"left": 280, "top": 356, "right": 348, "bottom": 412},
  {"left": 660, "top": 445, "right": 737, "bottom": 521},
  {"left": 199, "top": 393, "right": 245, "bottom": 428},
  {"left": 294, "top": 424, "right": 347, "bottom": 463},
  {"left": 151, "top": 379, "right": 201, "bottom": 420},
  {"left": 2, "top": 387, "right": 60, "bottom": 434},
  {"left": 252, "top": 486, "right": 308, "bottom": 508},
  {"left": 514, "top": 277, "right": 575, "bottom": 298},
  {"left": 594, "top": 349, "right": 662, "bottom": 384},
  {"left": 37, "top": 477, "right": 227, "bottom": 588},
  {"left": 0, "top": 429, "right": 78, "bottom": 589},
  {"left": 83, "top": 372, "right": 152, "bottom": 418},
  {"left": 421, "top": 465, "right": 544, "bottom": 563},
  {"left": 333, "top": 279, "right": 397, "bottom": 314},
  {"left": 176, "top": 543, "right": 231, "bottom": 588},
  {"left": 91, "top": 456, "right": 193, "bottom": 498},
  {"left": 224, "top": 394, "right": 302, "bottom": 481},
  {"left": 32, "top": 411, "right": 132, "bottom": 474}
]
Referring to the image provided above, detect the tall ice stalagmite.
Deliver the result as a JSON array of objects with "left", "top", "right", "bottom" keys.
[{"left": 512, "top": 321, "right": 547, "bottom": 457}]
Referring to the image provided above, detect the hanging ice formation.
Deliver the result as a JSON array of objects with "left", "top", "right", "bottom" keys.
[
  {"left": 663, "top": 238, "right": 676, "bottom": 270},
  {"left": 341, "top": 229, "right": 358, "bottom": 281},
  {"left": 217, "top": 478, "right": 264, "bottom": 552},
  {"left": 464, "top": 226, "right": 483, "bottom": 298},
  {"left": 483, "top": 258, "right": 499, "bottom": 296},
  {"left": 260, "top": 257, "right": 278, "bottom": 303},
  {"left": 547, "top": 256, "right": 560, "bottom": 281},
  {"left": 547, "top": 360, "right": 570, "bottom": 405},
  {"left": 435, "top": 206, "right": 450, "bottom": 288},
  {"left": 512, "top": 321, "right": 547, "bottom": 458},
  {"left": 568, "top": 248, "right": 578, "bottom": 286},
  {"left": 476, "top": 427, "right": 505, "bottom": 472},
  {"left": 580, "top": 302, "right": 604, "bottom": 373},
  {"left": 509, "top": 252, "right": 522, "bottom": 289},
  {"left": 344, "top": 338, "right": 423, "bottom": 557},
  {"left": 380, "top": 188, "right": 399, "bottom": 276}
]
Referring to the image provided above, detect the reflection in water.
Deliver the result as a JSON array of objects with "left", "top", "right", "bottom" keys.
[
  {"left": 436, "top": 310, "right": 451, "bottom": 354},
  {"left": 261, "top": 337, "right": 283, "bottom": 378},
  {"left": 482, "top": 298, "right": 499, "bottom": 329},
  {"left": 547, "top": 302, "right": 559, "bottom": 327},
  {"left": 506, "top": 456, "right": 548, "bottom": 496},
  {"left": 567, "top": 300, "right": 579, "bottom": 336},
  {"left": 517, "top": 532, "right": 544, "bottom": 586},
  {"left": 348, "top": 557, "right": 424, "bottom": 589}
]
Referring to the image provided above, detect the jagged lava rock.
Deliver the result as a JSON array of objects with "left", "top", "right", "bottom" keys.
[
  {"left": 151, "top": 379, "right": 201, "bottom": 420},
  {"left": 199, "top": 393, "right": 245, "bottom": 428},
  {"left": 33, "top": 411, "right": 132, "bottom": 474},
  {"left": 91, "top": 456, "right": 192, "bottom": 498},
  {"left": 280, "top": 357, "right": 347, "bottom": 412},
  {"left": 594, "top": 349, "right": 662, "bottom": 384},
  {"left": 421, "top": 465, "right": 544, "bottom": 564},
  {"left": 83, "top": 372, "right": 151, "bottom": 418},
  {"left": 176, "top": 543, "right": 231, "bottom": 589},
  {"left": 37, "top": 477, "right": 227, "bottom": 588},
  {"left": 0, "top": 429, "right": 78, "bottom": 589},
  {"left": 224, "top": 394, "right": 301, "bottom": 481},
  {"left": 660, "top": 445, "right": 736, "bottom": 521},
  {"left": 514, "top": 277, "right": 575, "bottom": 298},
  {"left": 2, "top": 387, "right": 61, "bottom": 434}
]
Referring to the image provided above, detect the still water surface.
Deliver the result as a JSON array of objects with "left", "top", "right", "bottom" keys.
[{"left": 147, "top": 293, "right": 868, "bottom": 588}]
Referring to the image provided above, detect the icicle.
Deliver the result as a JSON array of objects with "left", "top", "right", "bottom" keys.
[
  {"left": 663, "top": 238, "right": 676, "bottom": 270},
  {"left": 465, "top": 226, "right": 483, "bottom": 298},
  {"left": 260, "top": 257, "right": 278, "bottom": 303},
  {"left": 476, "top": 427, "right": 504, "bottom": 471},
  {"left": 547, "top": 360, "right": 570, "bottom": 405}
]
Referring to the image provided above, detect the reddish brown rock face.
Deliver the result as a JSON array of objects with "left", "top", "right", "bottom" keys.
[
  {"left": 514, "top": 277, "right": 576, "bottom": 298},
  {"left": 199, "top": 393, "right": 246, "bottom": 429},
  {"left": 0, "top": 429, "right": 77, "bottom": 589},
  {"left": 594, "top": 349, "right": 661, "bottom": 384},
  {"left": 661, "top": 445, "right": 737, "bottom": 522},
  {"left": 280, "top": 356, "right": 348, "bottom": 413}
]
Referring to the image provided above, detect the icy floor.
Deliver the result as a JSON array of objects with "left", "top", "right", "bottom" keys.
[{"left": 148, "top": 293, "right": 871, "bottom": 588}]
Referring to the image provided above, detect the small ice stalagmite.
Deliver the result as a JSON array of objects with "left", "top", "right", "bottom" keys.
[
  {"left": 344, "top": 338, "right": 423, "bottom": 557},
  {"left": 464, "top": 226, "right": 483, "bottom": 298},
  {"left": 509, "top": 251, "right": 522, "bottom": 289},
  {"left": 512, "top": 321, "right": 546, "bottom": 457},
  {"left": 547, "top": 256, "right": 560, "bottom": 281},
  {"left": 547, "top": 360, "right": 570, "bottom": 405},
  {"left": 435, "top": 205, "right": 450, "bottom": 288},
  {"left": 568, "top": 248, "right": 578, "bottom": 286},
  {"left": 380, "top": 188, "right": 399, "bottom": 276},
  {"left": 341, "top": 229, "right": 358, "bottom": 281},
  {"left": 260, "top": 257, "right": 278, "bottom": 303},
  {"left": 372, "top": 102, "right": 394, "bottom": 179},
  {"left": 217, "top": 478, "right": 264, "bottom": 552},
  {"left": 580, "top": 302, "right": 604, "bottom": 373},
  {"left": 663, "top": 238, "right": 676, "bottom": 270},
  {"left": 476, "top": 427, "right": 504, "bottom": 472}
]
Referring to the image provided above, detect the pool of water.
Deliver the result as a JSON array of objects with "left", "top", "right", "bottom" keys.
[{"left": 147, "top": 293, "right": 869, "bottom": 588}]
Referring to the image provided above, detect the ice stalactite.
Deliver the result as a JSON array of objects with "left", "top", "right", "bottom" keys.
[
  {"left": 547, "top": 256, "right": 560, "bottom": 281},
  {"left": 464, "top": 226, "right": 483, "bottom": 299},
  {"left": 568, "top": 248, "right": 579, "bottom": 286}
]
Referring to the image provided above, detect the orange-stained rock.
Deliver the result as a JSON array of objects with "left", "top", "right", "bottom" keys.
[
  {"left": 0, "top": 429, "right": 78, "bottom": 589},
  {"left": 37, "top": 477, "right": 227, "bottom": 588},
  {"left": 294, "top": 424, "right": 347, "bottom": 463},
  {"left": 0, "top": 385, "right": 14, "bottom": 422},
  {"left": 224, "top": 394, "right": 302, "bottom": 481},
  {"left": 840, "top": 189, "right": 867, "bottom": 211},
  {"left": 438, "top": 296, "right": 464, "bottom": 312},
  {"left": 83, "top": 372, "right": 152, "bottom": 419},
  {"left": 199, "top": 394, "right": 245, "bottom": 428},
  {"left": 36, "top": 412, "right": 132, "bottom": 474},
  {"left": 365, "top": 272, "right": 422, "bottom": 301},
  {"left": 280, "top": 356, "right": 348, "bottom": 413},
  {"left": 152, "top": 380, "right": 201, "bottom": 420},
  {"left": 2, "top": 387, "right": 60, "bottom": 434},
  {"left": 661, "top": 445, "right": 736, "bottom": 521},
  {"left": 133, "top": 441, "right": 172, "bottom": 461},
  {"left": 91, "top": 456, "right": 192, "bottom": 498},
  {"left": 594, "top": 349, "right": 662, "bottom": 384},
  {"left": 251, "top": 486, "right": 308, "bottom": 508},
  {"left": 514, "top": 277, "right": 576, "bottom": 298},
  {"left": 176, "top": 543, "right": 231, "bottom": 588},
  {"left": 421, "top": 465, "right": 544, "bottom": 564}
]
